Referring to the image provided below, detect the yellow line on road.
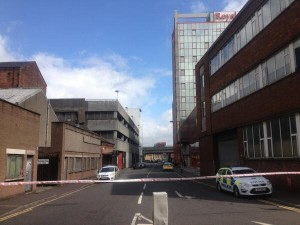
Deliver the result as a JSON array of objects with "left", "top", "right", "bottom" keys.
[
  {"left": 258, "top": 199, "right": 300, "bottom": 214},
  {"left": 0, "top": 184, "right": 93, "bottom": 222}
]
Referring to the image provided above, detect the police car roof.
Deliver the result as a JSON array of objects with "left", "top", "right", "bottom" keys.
[{"left": 230, "top": 166, "right": 252, "bottom": 171}]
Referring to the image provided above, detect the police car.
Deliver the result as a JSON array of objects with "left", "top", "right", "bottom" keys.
[{"left": 216, "top": 166, "right": 273, "bottom": 197}]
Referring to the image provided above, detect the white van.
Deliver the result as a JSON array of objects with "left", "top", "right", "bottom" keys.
[{"left": 97, "top": 166, "right": 119, "bottom": 180}]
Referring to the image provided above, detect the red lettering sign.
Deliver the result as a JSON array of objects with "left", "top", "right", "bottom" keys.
[{"left": 214, "top": 12, "right": 237, "bottom": 22}]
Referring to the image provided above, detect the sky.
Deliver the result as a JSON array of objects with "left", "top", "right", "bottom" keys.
[{"left": 0, "top": 0, "right": 247, "bottom": 147}]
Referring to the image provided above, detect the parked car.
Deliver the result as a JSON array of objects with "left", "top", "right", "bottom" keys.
[
  {"left": 133, "top": 162, "right": 146, "bottom": 169},
  {"left": 97, "top": 166, "right": 119, "bottom": 180},
  {"left": 216, "top": 166, "right": 273, "bottom": 197},
  {"left": 162, "top": 162, "right": 174, "bottom": 171}
]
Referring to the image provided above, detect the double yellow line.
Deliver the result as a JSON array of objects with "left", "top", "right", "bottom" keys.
[{"left": 0, "top": 184, "right": 93, "bottom": 222}]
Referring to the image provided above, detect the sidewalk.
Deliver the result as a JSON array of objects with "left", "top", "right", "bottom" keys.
[
  {"left": 0, "top": 183, "right": 92, "bottom": 218},
  {"left": 176, "top": 166, "right": 300, "bottom": 210}
]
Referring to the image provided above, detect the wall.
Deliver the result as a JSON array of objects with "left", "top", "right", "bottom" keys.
[
  {"left": 0, "top": 100, "right": 40, "bottom": 199},
  {"left": 50, "top": 123, "right": 102, "bottom": 180}
]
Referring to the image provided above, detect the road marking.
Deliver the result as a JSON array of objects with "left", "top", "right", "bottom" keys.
[
  {"left": 251, "top": 221, "right": 273, "bottom": 225},
  {"left": 138, "top": 192, "right": 144, "bottom": 204},
  {"left": 0, "top": 184, "right": 93, "bottom": 222},
  {"left": 175, "top": 191, "right": 183, "bottom": 198},
  {"left": 131, "top": 213, "right": 153, "bottom": 225},
  {"left": 143, "top": 184, "right": 146, "bottom": 190},
  {"left": 258, "top": 199, "right": 300, "bottom": 214}
]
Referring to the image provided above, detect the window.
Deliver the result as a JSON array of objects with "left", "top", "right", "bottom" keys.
[
  {"left": 192, "top": 56, "right": 197, "bottom": 62},
  {"left": 6, "top": 155, "right": 24, "bottom": 180}
]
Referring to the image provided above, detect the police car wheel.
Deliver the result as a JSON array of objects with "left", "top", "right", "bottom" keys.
[
  {"left": 217, "top": 182, "right": 222, "bottom": 192},
  {"left": 233, "top": 186, "right": 240, "bottom": 197}
]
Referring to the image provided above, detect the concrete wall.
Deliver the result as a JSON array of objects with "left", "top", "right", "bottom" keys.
[
  {"left": 20, "top": 90, "right": 58, "bottom": 147},
  {"left": 0, "top": 100, "right": 40, "bottom": 199},
  {"left": 50, "top": 122, "right": 102, "bottom": 180}
]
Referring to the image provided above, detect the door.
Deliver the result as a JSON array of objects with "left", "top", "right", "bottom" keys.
[{"left": 25, "top": 157, "right": 33, "bottom": 192}]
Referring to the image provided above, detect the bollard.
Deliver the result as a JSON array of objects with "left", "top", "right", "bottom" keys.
[{"left": 153, "top": 192, "right": 168, "bottom": 225}]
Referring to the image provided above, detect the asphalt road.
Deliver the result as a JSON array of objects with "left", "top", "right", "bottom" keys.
[{"left": 1, "top": 163, "right": 300, "bottom": 225}]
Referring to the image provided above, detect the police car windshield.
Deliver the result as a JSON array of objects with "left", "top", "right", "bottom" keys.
[
  {"left": 101, "top": 167, "right": 114, "bottom": 172},
  {"left": 232, "top": 169, "right": 255, "bottom": 174}
]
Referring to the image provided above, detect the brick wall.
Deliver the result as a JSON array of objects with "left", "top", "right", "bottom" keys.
[
  {"left": 0, "top": 62, "right": 47, "bottom": 94},
  {"left": 0, "top": 100, "right": 40, "bottom": 199}
]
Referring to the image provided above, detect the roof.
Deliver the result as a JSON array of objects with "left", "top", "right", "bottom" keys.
[
  {"left": 0, "top": 61, "right": 35, "bottom": 68},
  {"left": 0, "top": 88, "right": 43, "bottom": 104}
]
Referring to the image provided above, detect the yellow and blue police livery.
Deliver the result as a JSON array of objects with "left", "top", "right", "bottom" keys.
[{"left": 216, "top": 166, "right": 273, "bottom": 197}]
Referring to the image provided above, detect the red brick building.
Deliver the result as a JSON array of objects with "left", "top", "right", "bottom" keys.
[
  {"left": 0, "top": 61, "right": 47, "bottom": 94},
  {"left": 193, "top": 0, "right": 300, "bottom": 190}
]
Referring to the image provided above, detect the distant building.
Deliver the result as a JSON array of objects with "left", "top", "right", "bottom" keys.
[
  {"left": 50, "top": 99, "right": 140, "bottom": 169},
  {"left": 172, "top": 11, "right": 237, "bottom": 165}
]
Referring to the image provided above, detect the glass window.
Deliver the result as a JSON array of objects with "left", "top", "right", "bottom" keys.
[
  {"left": 275, "top": 50, "right": 285, "bottom": 79},
  {"left": 245, "top": 20, "right": 252, "bottom": 43},
  {"left": 240, "top": 27, "right": 247, "bottom": 48},
  {"left": 253, "top": 124, "right": 262, "bottom": 158},
  {"left": 242, "top": 74, "right": 250, "bottom": 96},
  {"left": 247, "top": 126, "right": 254, "bottom": 158},
  {"left": 6, "top": 155, "right": 24, "bottom": 179},
  {"left": 262, "top": 1, "right": 271, "bottom": 27},
  {"left": 270, "top": 0, "right": 281, "bottom": 19},
  {"left": 281, "top": 117, "right": 293, "bottom": 157},
  {"left": 271, "top": 119, "right": 282, "bottom": 157},
  {"left": 249, "top": 70, "right": 256, "bottom": 93},
  {"left": 267, "top": 57, "right": 276, "bottom": 84}
]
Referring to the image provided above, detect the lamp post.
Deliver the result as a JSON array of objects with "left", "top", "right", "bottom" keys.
[{"left": 115, "top": 90, "right": 119, "bottom": 100}]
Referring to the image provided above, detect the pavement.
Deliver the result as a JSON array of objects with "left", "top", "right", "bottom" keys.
[{"left": 0, "top": 167, "right": 300, "bottom": 219}]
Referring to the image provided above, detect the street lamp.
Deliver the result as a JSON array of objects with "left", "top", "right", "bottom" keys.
[{"left": 115, "top": 90, "right": 119, "bottom": 100}]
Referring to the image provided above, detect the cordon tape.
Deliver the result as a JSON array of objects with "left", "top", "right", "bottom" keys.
[{"left": 1, "top": 172, "right": 300, "bottom": 186}]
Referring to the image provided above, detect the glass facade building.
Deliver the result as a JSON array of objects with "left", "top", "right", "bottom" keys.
[{"left": 172, "top": 12, "right": 236, "bottom": 142}]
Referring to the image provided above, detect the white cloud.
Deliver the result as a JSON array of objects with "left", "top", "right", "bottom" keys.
[
  {"left": 0, "top": 35, "right": 173, "bottom": 146},
  {"left": 222, "top": 0, "right": 248, "bottom": 11},
  {"left": 142, "top": 108, "right": 173, "bottom": 147},
  {"left": 0, "top": 35, "right": 19, "bottom": 61}
]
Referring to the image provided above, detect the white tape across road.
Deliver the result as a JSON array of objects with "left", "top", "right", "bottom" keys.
[{"left": 1, "top": 172, "right": 300, "bottom": 186}]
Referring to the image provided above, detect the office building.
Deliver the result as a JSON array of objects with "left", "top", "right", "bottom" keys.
[
  {"left": 50, "top": 99, "right": 140, "bottom": 169},
  {"left": 172, "top": 11, "right": 236, "bottom": 165}
]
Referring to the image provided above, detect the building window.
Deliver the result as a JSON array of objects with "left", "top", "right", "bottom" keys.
[
  {"left": 210, "top": 0, "right": 290, "bottom": 76},
  {"left": 193, "top": 56, "right": 197, "bottom": 62},
  {"left": 295, "top": 38, "right": 300, "bottom": 72},
  {"left": 243, "top": 115, "right": 299, "bottom": 159},
  {"left": 211, "top": 42, "right": 294, "bottom": 113},
  {"left": 6, "top": 155, "right": 24, "bottom": 180}
]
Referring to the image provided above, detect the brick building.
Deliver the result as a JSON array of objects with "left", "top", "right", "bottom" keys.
[
  {"left": 0, "top": 62, "right": 47, "bottom": 94},
  {"left": 0, "top": 99, "right": 40, "bottom": 199},
  {"left": 192, "top": 0, "right": 300, "bottom": 190}
]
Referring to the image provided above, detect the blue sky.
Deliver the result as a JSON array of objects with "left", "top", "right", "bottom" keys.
[{"left": 0, "top": 0, "right": 247, "bottom": 146}]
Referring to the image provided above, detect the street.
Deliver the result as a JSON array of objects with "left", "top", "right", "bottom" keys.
[{"left": 1, "top": 163, "right": 300, "bottom": 225}]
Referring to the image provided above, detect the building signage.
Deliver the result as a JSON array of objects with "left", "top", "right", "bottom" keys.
[
  {"left": 38, "top": 159, "right": 49, "bottom": 165},
  {"left": 214, "top": 12, "right": 237, "bottom": 22}
]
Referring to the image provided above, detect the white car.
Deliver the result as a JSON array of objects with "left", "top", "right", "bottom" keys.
[
  {"left": 216, "top": 166, "right": 272, "bottom": 197},
  {"left": 97, "top": 166, "right": 119, "bottom": 180}
]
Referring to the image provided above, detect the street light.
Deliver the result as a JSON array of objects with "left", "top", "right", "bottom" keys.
[{"left": 115, "top": 90, "right": 119, "bottom": 100}]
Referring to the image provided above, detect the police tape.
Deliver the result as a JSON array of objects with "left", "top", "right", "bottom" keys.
[{"left": 1, "top": 171, "right": 300, "bottom": 186}]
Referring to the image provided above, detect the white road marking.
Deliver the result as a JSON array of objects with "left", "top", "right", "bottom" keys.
[
  {"left": 131, "top": 213, "right": 153, "bottom": 225},
  {"left": 251, "top": 221, "right": 273, "bottom": 225},
  {"left": 175, "top": 191, "right": 183, "bottom": 198},
  {"left": 143, "top": 184, "right": 146, "bottom": 190},
  {"left": 138, "top": 192, "right": 144, "bottom": 204}
]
